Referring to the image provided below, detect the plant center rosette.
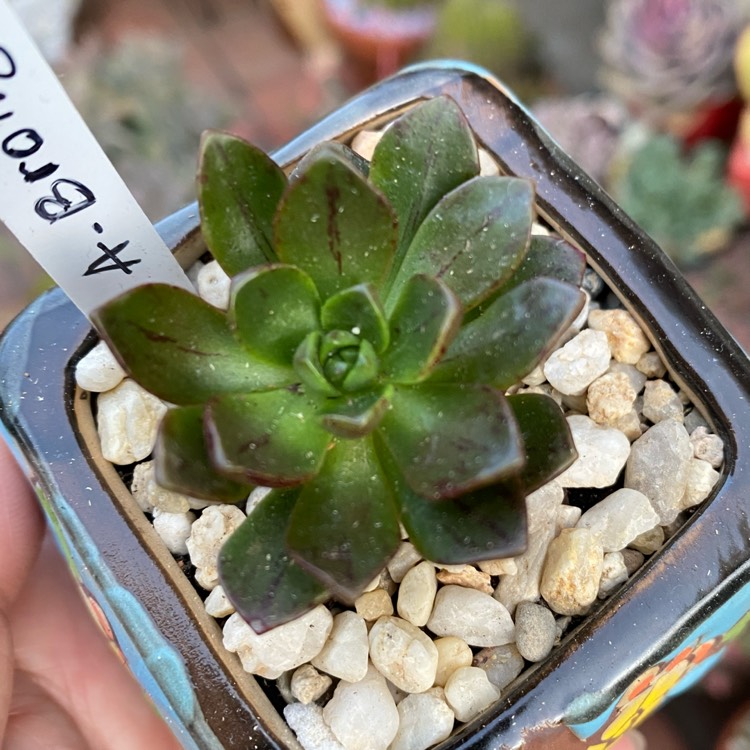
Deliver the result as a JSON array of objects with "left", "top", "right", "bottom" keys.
[{"left": 93, "top": 95, "right": 587, "bottom": 632}]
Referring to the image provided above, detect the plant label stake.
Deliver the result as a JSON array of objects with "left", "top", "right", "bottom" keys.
[{"left": 0, "top": 0, "right": 193, "bottom": 319}]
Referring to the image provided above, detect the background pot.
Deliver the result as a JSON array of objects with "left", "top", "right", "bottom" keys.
[
  {"left": 320, "top": 0, "right": 437, "bottom": 83},
  {"left": 1, "top": 62, "right": 749, "bottom": 750}
]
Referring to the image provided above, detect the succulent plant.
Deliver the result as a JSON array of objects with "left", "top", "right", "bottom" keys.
[
  {"left": 612, "top": 130, "right": 744, "bottom": 266},
  {"left": 598, "top": 0, "right": 746, "bottom": 125},
  {"left": 94, "top": 96, "right": 586, "bottom": 632}
]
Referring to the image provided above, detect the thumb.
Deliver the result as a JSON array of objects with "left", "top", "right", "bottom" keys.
[{"left": 0, "top": 439, "right": 44, "bottom": 609}]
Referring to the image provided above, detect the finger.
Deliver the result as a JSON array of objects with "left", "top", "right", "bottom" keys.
[
  {"left": 609, "top": 729, "right": 646, "bottom": 750},
  {"left": 0, "top": 441, "right": 44, "bottom": 743},
  {"left": 11, "top": 535, "right": 181, "bottom": 750},
  {"left": 0, "top": 440, "right": 44, "bottom": 608},
  {"left": 0, "top": 611, "right": 12, "bottom": 742},
  {"left": 5, "top": 669, "right": 90, "bottom": 750}
]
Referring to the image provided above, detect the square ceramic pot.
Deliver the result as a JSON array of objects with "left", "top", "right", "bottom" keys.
[{"left": 1, "top": 63, "right": 749, "bottom": 750}]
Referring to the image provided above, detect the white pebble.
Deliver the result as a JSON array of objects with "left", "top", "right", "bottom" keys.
[
  {"left": 598, "top": 552, "right": 629, "bottom": 598},
  {"left": 642, "top": 380, "right": 683, "bottom": 423},
  {"left": 204, "top": 585, "right": 235, "bottom": 618},
  {"left": 587, "top": 308, "right": 650, "bottom": 365},
  {"left": 478, "top": 148, "right": 500, "bottom": 176},
  {"left": 540, "top": 528, "right": 604, "bottom": 616},
  {"left": 350, "top": 129, "right": 384, "bottom": 161},
  {"left": 433, "top": 636, "right": 473, "bottom": 687},
  {"left": 435, "top": 565, "right": 493, "bottom": 595},
  {"left": 222, "top": 606, "right": 332, "bottom": 679},
  {"left": 312, "top": 611, "right": 369, "bottom": 683},
  {"left": 472, "top": 644, "right": 524, "bottom": 689},
  {"left": 75, "top": 340, "right": 126, "bottom": 392},
  {"left": 354, "top": 589, "right": 394, "bottom": 621},
  {"left": 477, "top": 557, "right": 517, "bottom": 576},
  {"left": 493, "top": 510, "right": 558, "bottom": 615},
  {"left": 556, "top": 415, "right": 631, "bottom": 488},
  {"left": 284, "top": 702, "right": 345, "bottom": 750},
  {"left": 131, "top": 460, "right": 211, "bottom": 513},
  {"left": 636, "top": 351, "right": 666, "bottom": 378},
  {"left": 291, "top": 664, "right": 333, "bottom": 705},
  {"left": 397, "top": 561, "right": 437, "bottom": 626},
  {"left": 391, "top": 689, "right": 455, "bottom": 750},
  {"left": 689, "top": 427, "right": 724, "bottom": 469},
  {"left": 196, "top": 260, "right": 231, "bottom": 309},
  {"left": 97, "top": 379, "right": 167, "bottom": 465},
  {"left": 323, "top": 663, "right": 399, "bottom": 750},
  {"left": 368, "top": 616, "right": 438, "bottom": 693},
  {"left": 576, "top": 488, "right": 660, "bottom": 552},
  {"left": 245, "top": 486, "right": 272, "bottom": 515},
  {"left": 556, "top": 504, "right": 582, "bottom": 532},
  {"left": 543, "top": 329, "right": 611, "bottom": 395},
  {"left": 608, "top": 361, "right": 647, "bottom": 394},
  {"left": 187, "top": 504, "right": 246, "bottom": 590},
  {"left": 586, "top": 371, "right": 637, "bottom": 425},
  {"left": 628, "top": 525, "right": 664, "bottom": 555},
  {"left": 679, "top": 458, "right": 721, "bottom": 511},
  {"left": 444, "top": 667, "right": 501, "bottom": 723},
  {"left": 152, "top": 508, "right": 195, "bottom": 555},
  {"left": 387, "top": 542, "right": 423, "bottom": 583},
  {"left": 428, "top": 585, "right": 515, "bottom": 647},
  {"left": 625, "top": 419, "right": 693, "bottom": 524}
]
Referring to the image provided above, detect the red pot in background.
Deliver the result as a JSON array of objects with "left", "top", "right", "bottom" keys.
[{"left": 320, "top": 0, "right": 436, "bottom": 83}]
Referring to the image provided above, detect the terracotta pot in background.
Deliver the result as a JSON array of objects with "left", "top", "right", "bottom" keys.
[{"left": 320, "top": 0, "right": 436, "bottom": 83}]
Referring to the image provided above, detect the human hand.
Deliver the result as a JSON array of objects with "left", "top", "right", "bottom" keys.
[
  {"left": 609, "top": 729, "right": 646, "bottom": 750},
  {"left": 0, "top": 439, "right": 181, "bottom": 749}
]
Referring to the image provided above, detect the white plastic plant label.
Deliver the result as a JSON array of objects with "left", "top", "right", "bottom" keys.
[{"left": 0, "top": 0, "right": 193, "bottom": 318}]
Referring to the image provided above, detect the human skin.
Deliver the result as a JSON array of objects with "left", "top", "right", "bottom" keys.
[
  {"left": 0, "top": 438, "right": 646, "bottom": 750},
  {"left": 0, "top": 438, "right": 180, "bottom": 749}
]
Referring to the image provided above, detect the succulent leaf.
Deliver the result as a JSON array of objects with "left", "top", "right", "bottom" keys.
[
  {"left": 198, "top": 130, "right": 286, "bottom": 276},
  {"left": 155, "top": 405, "right": 253, "bottom": 503},
  {"left": 511, "top": 235, "right": 587, "bottom": 290},
  {"left": 218, "top": 488, "right": 329, "bottom": 633},
  {"left": 205, "top": 389, "right": 331, "bottom": 486},
  {"left": 230, "top": 264, "right": 321, "bottom": 365},
  {"left": 432, "top": 278, "right": 585, "bottom": 389},
  {"left": 370, "top": 96, "right": 479, "bottom": 282},
  {"left": 93, "top": 285, "right": 293, "bottom": 405},
  {"left": 321, "top": 385, "right": 394, "bottom": 438},
  {"left": 292, "top": 139, "right": 371, "bottom": 180},
  {"left": 320, "top": 284, "right": 389, "bottom": 354},
  {"left": 400, "top": 484, "right": 528, "bottom": 564},
  {"left": 274, "top": 142, "right": 397, "bottom": 299},
  {"left": 286, "top": 436, "right": 401, "bottom": 601},
  {"left": 378, "top": 384, "right": 524, "bottom": 500},
  {"left": 293, "top": 332, "right": 342, "bottom": 397},
  {"left": 473, "top": 235, "right": 586, "bottom": 321},
  {"left": 376, "top": 438, "right": 528, "bottom": 563},
  {"left": 381, "top": 275, "right": 462, "bottom": 384},
  {"left": 386, "top": 176, "right": 534, "bottom": 312},
  {"left": 506, "top": 393, "right": 577, "bottom": 493}
]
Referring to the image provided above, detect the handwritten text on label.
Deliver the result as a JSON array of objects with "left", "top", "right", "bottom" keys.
[{"left": 0, "top": 0, "right": 191, "bottom": 319}]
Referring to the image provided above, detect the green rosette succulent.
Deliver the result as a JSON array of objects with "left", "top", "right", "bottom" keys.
[{"left": 94, "top": 96, "right": 587, "bottom": 632}]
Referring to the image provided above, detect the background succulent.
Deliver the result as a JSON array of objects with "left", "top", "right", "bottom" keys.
[
  {"left": 598, "top": 0, "right": 746, "bottom": 126},
  {"left": 95, "top": 96, "right": 586, "bottom": 632},
  {"left": 611, "top": 130, "right": 745, "bottom": 266}
]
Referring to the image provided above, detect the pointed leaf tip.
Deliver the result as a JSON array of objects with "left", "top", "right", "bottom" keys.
[{"left": 199, "top": 130, "right": 286, "bottom": 276}]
